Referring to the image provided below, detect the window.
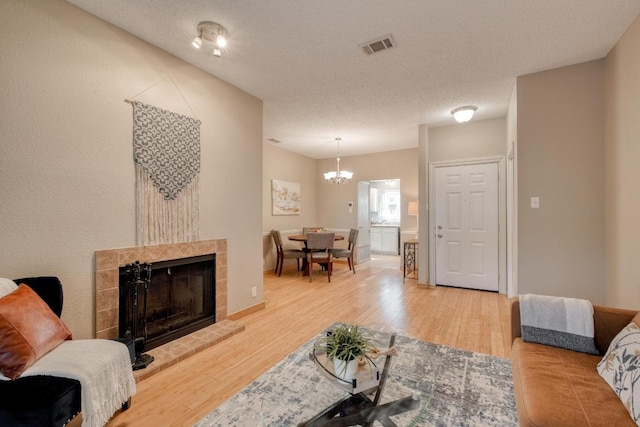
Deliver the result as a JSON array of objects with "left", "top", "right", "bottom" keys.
[
  {"left": 381, "top": 190, "right": 400, "bottom": 223},
  {"left": 370, "top": 184, "right": 401, "bottom": 225}
]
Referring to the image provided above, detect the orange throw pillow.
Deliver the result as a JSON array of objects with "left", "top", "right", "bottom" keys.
[{"left": 0, "top": 284, "right": 72, "bottom": 380}]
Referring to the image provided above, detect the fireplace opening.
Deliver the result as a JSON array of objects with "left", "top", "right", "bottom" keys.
[{"left": 118, "top": 254, "right": 216, "bottom": 352}]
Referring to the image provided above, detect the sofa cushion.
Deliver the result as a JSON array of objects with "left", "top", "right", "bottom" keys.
[
  {"left": 597, "top": 320, "right": 640, "bottom": 424},
  {"left": 0, "top": 284, "right": 72, "bottom": 380},
  {"left": 512, "top": 337, "right": 635, "bottom": 426},
  {"left": 0, "top": 375, "right": 81, "bottom": 427}
]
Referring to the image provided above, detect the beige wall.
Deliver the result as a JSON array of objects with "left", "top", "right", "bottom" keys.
[
  {"left": 315, "top": 148, "right": 419, "bottom": 233},
  {"left": 0, "top": 0, "right": 264, "bottom": 338},
  {"left": 604, "top": 15, "right": 640, "bottom": 309},
  {"left": 263, "top": 144, "right": 319, "bottom": 232},
  {"left": 517, "top": 60, "right": 605, "bottom": 303},
  {"left": 262, "top": 143, "right": 318, "bottom": 270},
  {"left": 429, "top": 118, "right": 507, "bottom": 162}
]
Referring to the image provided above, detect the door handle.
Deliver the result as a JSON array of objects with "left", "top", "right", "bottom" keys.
[
  {"left": 437, "top": 234, "right": 443, "bottom": 238},
  {"left": 437, "top": 225, "right": 443, "bottom": 230}
]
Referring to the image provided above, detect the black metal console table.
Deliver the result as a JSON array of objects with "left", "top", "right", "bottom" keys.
[{"left": 403, "top": 239, "right": 418, "bottom": 282}]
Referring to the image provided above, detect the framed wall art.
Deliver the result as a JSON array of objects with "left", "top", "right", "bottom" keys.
[{"left": 271, "top": 179, "right": 301, "bottom": 215}]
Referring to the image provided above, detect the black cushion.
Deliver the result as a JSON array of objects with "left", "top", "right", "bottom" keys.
[
  {"left": 0, "top": 375, "right": 81, "bottom": 427},
  {"left": 12, "top": 277, "right": 63, "bottom": 317}
]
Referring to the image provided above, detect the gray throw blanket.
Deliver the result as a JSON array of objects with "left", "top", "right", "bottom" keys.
[{"left": 520, "top": 294, "right": 599, "bottom": 354}]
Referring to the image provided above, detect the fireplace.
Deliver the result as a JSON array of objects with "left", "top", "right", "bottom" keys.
[
  {"left": 118, "top": 254, "right": 216, "bottom": 352},
  {"left": 95, "top": 239, "right": 228, "bottom": 343}
]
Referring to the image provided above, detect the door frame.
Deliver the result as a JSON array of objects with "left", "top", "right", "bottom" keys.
[
  {"left": 356, "top": 181, "right": 371, "bottom": 264},
  {"left": 428, "top": 156, "right": 507, "bottom": 294}
]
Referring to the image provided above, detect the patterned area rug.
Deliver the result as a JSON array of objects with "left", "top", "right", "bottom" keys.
[{"left": 195, "top": 325, "right": 517, "bottom": 426}]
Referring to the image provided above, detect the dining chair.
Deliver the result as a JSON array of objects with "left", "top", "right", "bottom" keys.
[
  {"left": 331, "top": 228, "right": 359, "bottom": 274},
  {"left": 271, "top": 230, "right": 306, "bottom": 276},
  {"left": 306, "top": 232, "right": 335, "bottom": 282},
  {"left": 302, "top": 227, "right": 326, "bottom": 253}
]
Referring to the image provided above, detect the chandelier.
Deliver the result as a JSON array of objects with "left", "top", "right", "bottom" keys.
[{"left": 324, "top": 137, "right": 354, "bottom": 184}]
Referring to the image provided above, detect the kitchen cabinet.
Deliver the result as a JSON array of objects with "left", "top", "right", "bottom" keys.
[{"left": 370, "top": 226, "right": 399, "bottom": 255}]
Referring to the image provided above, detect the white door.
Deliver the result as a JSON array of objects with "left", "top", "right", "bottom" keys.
[
  {"left": 357, "top": 181, "right": 371, "bottom": 263},
  {"left": 435, "top": 163, "right": 499, "bottom": 291}
]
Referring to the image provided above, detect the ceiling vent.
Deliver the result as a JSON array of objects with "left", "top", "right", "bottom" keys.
[{"left": 361, "top": 35, "right": 396, "bottom": 55}]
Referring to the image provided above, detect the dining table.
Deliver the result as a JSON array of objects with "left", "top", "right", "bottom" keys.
[
  {"left": 288, "top": 233, "right": 345, "bottom": 275},
  {"left": 287, "top": 234, "right": 345, "bottom": 244}
]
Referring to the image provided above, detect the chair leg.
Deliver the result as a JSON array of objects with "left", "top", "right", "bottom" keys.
[
  {"left": 309, "top": 261, "right": 313, "bottom": 282},
  {"left": 277, "top": 256, "right": 283, "bottom": 276},
  {"left": 327, "top": 261, "right": 332, "bottom": 282}
]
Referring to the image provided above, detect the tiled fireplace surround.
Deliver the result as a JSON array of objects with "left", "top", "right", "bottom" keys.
[{"left": 95, "top": 239, "right": 244, "bottom": 381}]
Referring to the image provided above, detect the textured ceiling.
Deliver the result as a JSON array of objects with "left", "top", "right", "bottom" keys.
[{"left": 66, "top": 0, "right": 640, "bottom": 159}]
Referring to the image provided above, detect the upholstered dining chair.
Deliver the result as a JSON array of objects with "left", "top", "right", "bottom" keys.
[
  {"left": 271, "top": 230, "right": 306, "bottom": 276},
  {"left": 302, "top": 227, "right": 326, "bottom": 253},
  {"left": 331, "top": 228, "right": 359, "bottom": 274},
  {"left": 306, "top": 232, "right": 335, "bottom": 282}
]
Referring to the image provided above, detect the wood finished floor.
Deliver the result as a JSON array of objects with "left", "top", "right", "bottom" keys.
[{"left": 108, "top": 255, "right": 512, "bottom": 427}]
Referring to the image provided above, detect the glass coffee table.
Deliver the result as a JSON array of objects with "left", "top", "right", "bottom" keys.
[{"left": 257, "top": 331, "right": 433, "bottom": 427}]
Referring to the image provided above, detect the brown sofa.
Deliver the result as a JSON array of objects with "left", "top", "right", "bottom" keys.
[{"left": 510, "top": 299, "right": 638, "bottom": 426}]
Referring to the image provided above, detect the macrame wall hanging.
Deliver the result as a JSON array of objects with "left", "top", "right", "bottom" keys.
[{"left": 126, "top": 80, "right": 201, "bottom": 246}]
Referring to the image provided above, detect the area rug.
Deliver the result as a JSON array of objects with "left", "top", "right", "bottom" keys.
[{"left": 195, "top": 325, "right": 517, "bottom": 426}]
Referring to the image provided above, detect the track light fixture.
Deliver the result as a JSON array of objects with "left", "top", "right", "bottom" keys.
[{"left": 192, "top": 21, "right": 229, "bottom": 57}]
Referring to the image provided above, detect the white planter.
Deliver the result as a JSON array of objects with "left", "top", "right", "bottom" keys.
[{"left": 333, "top": 358, "right": 358, "bottom": 381}]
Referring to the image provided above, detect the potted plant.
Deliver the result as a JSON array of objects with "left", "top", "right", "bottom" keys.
[{"left": 316, "top": 323, "right": 373, "bottom": 381}]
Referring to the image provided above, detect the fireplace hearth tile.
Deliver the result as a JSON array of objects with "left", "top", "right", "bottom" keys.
[
  {"left": 96, "top": 288, "right": 118, "bottom": 311},
  {"left": 96, "top": 268, "right": 117, "bottom": 291},
  {"left": 96, "top": 307, "right": 118, "bottom": 332},
  {"left": 133, "top": 319, "right": 244, "bottom": 382},
  {"left": 217, "top": 251, "right": 227, "bottom": 266},
  {"left": 95, "top": 250, "right": 119, "bottom": 270}
]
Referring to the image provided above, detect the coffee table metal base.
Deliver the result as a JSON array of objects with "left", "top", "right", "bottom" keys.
[{"left": 298, "top": 392, "right": 419, "bottom": 427}]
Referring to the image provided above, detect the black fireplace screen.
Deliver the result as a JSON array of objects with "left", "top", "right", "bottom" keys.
[{"left": 119, "top": 254, "right": 216, "bottom": 351}]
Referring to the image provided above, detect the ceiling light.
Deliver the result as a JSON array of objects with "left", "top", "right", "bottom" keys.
[
  {"left": 451, "top": 106, "right": 477, "bottom": 123},
  {"left": 216, "top": 34, "right": 227, "bottom": 48},
  {"left": 193, "top": 21, "right": 229, "bottom": 57},
  {"left": 324, "top": 138, "right": 354, "bottom": 184}
]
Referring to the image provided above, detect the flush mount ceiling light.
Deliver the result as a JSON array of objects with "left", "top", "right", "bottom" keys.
[
  {"left": 192, "top": 21, "right": 229, "bottom": 57},
  {"left": 451, "top": 105, "right": 477, "bottom": 123},
  {"left": 324, "top": 138, "right": 353, "bottom": 184}
]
